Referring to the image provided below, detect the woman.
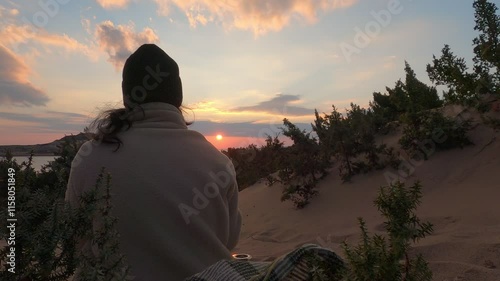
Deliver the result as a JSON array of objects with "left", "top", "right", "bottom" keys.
[{"left": 65, "top": 44, "right": 241, "bottom": 281}]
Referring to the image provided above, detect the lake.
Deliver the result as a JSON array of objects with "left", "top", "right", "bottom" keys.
[{"left": 0, "top": 156, "right": 57, "bottom": 171}]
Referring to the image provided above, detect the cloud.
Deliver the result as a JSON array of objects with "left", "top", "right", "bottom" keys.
[
  {"left": 0, "top": 45, "right": 50, "bottom": 107},
  {"left": 0, "top": 5, "right": 19, "bottom": 18},
  {"left": 232, "top": 94, "right": 314, "bottom": 116},
  {"left": 0, "top": 5, "right": 19, "bottom": 19},
  {"left": 95, "top": 20, "right": 159, "bottom": 70},
  {"left": 96, "top": 0, "right": 130, "bottom": 9},
  {"left": 0, "top": 110, "right": 89, "bottom": 132},
  {"left": 0, "top": 23, "right": 96, "bottom": 107},
  {"left": 0, "top": 24, "right": 94, "bottom": 57},
  {"left": 189, "top": 120, "right": 312, "bottom": 137},
  {"left": 153, "top": 0, "right": 357, "bottom": 35}
]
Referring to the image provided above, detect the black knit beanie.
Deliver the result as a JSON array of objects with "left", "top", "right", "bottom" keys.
[{"left": 122, "top": 44, "right": 183, "bottom": 108}]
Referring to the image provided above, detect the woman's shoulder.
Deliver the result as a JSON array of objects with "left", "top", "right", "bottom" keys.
[{"left": 70, "top": 140, "right": 111, "bottom": 169}]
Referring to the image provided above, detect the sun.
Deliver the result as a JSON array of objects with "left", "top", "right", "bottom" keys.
[{"left": 216, "top": 134, "right": 223, "bottom": 141}]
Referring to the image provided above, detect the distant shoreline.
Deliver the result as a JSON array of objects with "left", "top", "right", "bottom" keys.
[{"left": 0, "top": 132, "right": 90, "bottom": 158}]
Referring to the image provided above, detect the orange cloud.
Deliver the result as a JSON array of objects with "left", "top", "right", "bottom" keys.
[
  {"left": 96, "top": 0, "right": 130, "bottom": 9},
  {"left": 95, "top": 21, "right": 159, "bottom": 70},
  {"left": 0, "top": 24, "right": 94, "bottom": 57},
  {"left": 0, "top": 22, "right": 97, "bottom": 107},
  {"left": 154, "top": 0, "right": 358, "bottom": 35}
]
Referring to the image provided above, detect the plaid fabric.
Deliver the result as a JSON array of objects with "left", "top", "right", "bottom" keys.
[{"left": 184, "top": 244, "right": 344, "bottom": 281}]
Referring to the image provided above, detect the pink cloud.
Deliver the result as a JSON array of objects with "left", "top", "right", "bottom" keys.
[
  {"left": 0, "top": 24, "right": 94, "bottom": 57},
  {"left": 0, "top": 45, "right": 50, "bottom": 107},
  {"left": 0, "top": 22, "right": 96, "bottom": 107},
  {"left": 95, "top": 20, "right": 160, "bottom": 70},
  {"left": 95, "top": 0, "right": 130, "bottom": 9},
  {"left": 153, "top": 0, "right": 358, "bottom": 35}
]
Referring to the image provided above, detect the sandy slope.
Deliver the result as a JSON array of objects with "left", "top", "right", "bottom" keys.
[{"left": 234, "top": 116, "right": 500, "bottom": 280}]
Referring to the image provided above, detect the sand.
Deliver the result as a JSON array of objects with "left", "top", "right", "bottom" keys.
[{"left": 233, "top": 111, "right": 500, "bottom": 280}]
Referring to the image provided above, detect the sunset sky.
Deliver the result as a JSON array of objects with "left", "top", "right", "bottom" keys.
[{"left": 0, "top": 0, "right": 480, "bottom": 149}]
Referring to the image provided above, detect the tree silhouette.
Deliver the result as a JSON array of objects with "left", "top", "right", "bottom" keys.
[{"left": 427, "top": 0, "right": 500, "bottom": 106}]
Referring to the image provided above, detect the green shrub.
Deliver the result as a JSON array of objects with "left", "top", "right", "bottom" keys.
[
  {"left": 313, "top": 106, "right": 355, "bottom": 182},
  {"left": 341, "top": 181, "right": 433, "bottom": 281},
  {"left": 399, "top": 111, "right": 472, "bottom": 157},
  {"left": 314, "top": 104, "right": 404, "bottom": 182},
  {"left": 427, "top": 0, "right": 500, "bottom": 106},
  {"left": 371, "top": 62, "right": 443, "bottom": 127},
  {"left": 0, "top": 143, "right": 130, "bottom": 281},
  {"left": 280, "top": 182, "right": 319, "bottom": 209},
  {"left": 381, "top": 147, "right": 402, "bottom": 170},
  {"left": 277, "top": 119, "right": 330, "bottom": 209},
  {"left": 73, "top": 171, "right": 131, "bottom": 281},
  {"left": 223, "top": 135, "right": 286, "bottom": 190}
]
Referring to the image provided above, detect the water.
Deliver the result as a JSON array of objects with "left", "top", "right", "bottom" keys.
[{"left": 0, "top": 156, "right": 57, "bottom": 171}]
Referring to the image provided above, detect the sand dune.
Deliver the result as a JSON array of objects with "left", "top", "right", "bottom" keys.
[{"left": 234, "top": 113, "right": 500, "bottom": 280}]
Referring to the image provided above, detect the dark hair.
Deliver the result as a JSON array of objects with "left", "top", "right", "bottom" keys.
[
  {"left": 88, "top": 105, "right": 193, "bottom": 151},
  {"left": 88, "top": 107, "right": 137, "bottom": 151}
]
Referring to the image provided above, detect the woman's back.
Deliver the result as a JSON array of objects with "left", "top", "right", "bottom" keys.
[
  {"left": 67, "top": 103, "right": 241, "bottom": 280},
  {"left": 65, "top": 44, "right": 241, "bottom": 281}
]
